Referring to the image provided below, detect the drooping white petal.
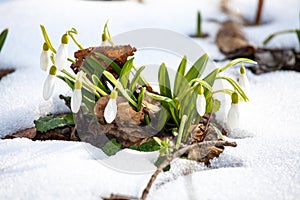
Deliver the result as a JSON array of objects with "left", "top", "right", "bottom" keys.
[
  {"left": 104, "top": 98, "right": 117, "bottom": 123},
  {"left": 43, "top": 74, "right": 56, "bottom": 100},
  {"left": 71, "top": 89, "right": 82, "bottom": 113},
  {"left": 196, "top": 94, "right": 206, "bottom": 116},
  {"left": 238, "top": 73, "right": 250, "bottom": 93},
  {"left": 40, "top": 50, "right": 51, "bottom": 71},
  {"left": 55, "top": 44, "right": 68, "bottom": 70},
  {"left": 227, "top": 103, "right": 240, "bottom": 130}
]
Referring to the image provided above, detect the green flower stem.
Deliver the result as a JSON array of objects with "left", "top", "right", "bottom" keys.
[
  {"left": 60, "top": 69, "right": 101, "bottom": 98},
  {"left": 102, "top": 20, "right": 114, "bottom": 46},
  {"left": 82, "top": 75, "right": 107, "bottom": 96},
  {"left": 67, "top": 32, "right": 84, "bottom": 50},
  {"left": 61, "top": 69, "right": 75, "bottom": 80},
  {"left": 189, "top": 78, "right": 213, "bottom": 91},
  {"left": 81, "top": 73, "right": 106, "bottom": 96},
  {"left": 103, "top": 71, "right": 138, "bottom": 108},
  {"left": 219, "top": 58, "right": 257, "bottom": 73},
  {"left": 175, "top": 115, "right": 188, "bottom": 150},
  {"left": 216, "top": 76, "right": 249, "bottom": 102},
  {"left": 177, "top": 79, "right": 212, "bottom": 101},
  {"left": 67, "top": 58, "right": 76, "bottom": 64},
  {"left": 212, "top": 89, "right": 235, "bottom": 96},
  {"left": 40, "top": 24, "right": 56, "bottom": 53},
  {"left": 212, "top": 89, "right": 246, "bottom": 102},
  {"left": 50, "top": 54, "right": 55, "bottom": 65}
]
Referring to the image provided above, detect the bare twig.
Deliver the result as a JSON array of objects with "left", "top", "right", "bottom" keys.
[
  {"left": 141, "top": 140, "right": 237, "bottom": 200},
  {"left": 255, "top": 0, "right": 264, "bottom": 25}
]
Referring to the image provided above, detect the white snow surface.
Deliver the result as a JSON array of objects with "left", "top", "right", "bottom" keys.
[{"left": 1, "top": 0, "right": 300, "bottom": 199}]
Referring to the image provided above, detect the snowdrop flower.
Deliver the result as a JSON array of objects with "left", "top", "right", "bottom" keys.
[
  {"left": 101, "top": 21, "right": 114, "bottom": 46},
  {"left": 104, "top": 90, "right": 118, "bottom": 123},
  {"left": 55, "top": 33, "right": 69, "bottom": 70},
  {"left": 43, "top": 65, "right": 57, "bottom": 100},
  {"left": 71, "top": 72, "right": 83, "bottom": 113},
  {"left": 196, "top": 85, "right": 206, "bottom": 116},
  {"left": 238, "top": 64, "right": 250, "bottom": 93},
  {"left": 227, "top": 92, "right": 240, "bottom": 130},
  {"left": 40, "top": 43, "right": 51, "bottom": 71}
]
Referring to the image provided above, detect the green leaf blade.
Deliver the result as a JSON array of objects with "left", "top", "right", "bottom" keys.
[
  {"left": 0, "top": 28, "right": 8, "bottom": 53},
  {"left": 94, "top": 52, "right": 121, "bottom": 75},
  {"left": 174, "top": 56, "right": 187, "bottom": 97},
  {"left": 129, "top": 66, "right": 146, "bottom": 92},
  {"left": 158, "top": 63, "right": 172, "bottom": 98},
  {"left": 185, "top": 53, "right": 209, "bottom": 82},
  {"left": 119, "top": 58, "right": 134, "bottom": 88}
]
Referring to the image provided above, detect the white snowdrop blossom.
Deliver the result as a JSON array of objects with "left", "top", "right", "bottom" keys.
[
  {"left": 55, "top": 34, "right": 69, "bottom": 70},
  {"left": 104, "top": 90, "right": 118, "bottom": 123},
  {"left": 227, "top": 92, "right": 240, "bottom": 130},
  {"left": 238, "top": 64, "right": 250, "bottom": 93},
  {"left": 196, "top": 85, "right": 206, "bottom": 116},
  {"left": 71, "top": 75, "right": 83, "bottom": 113},
  {"left": 43, "top": 65, "right": 57, "bottom": 100},
  {"left": 40, "top": 43, "right": 51, "bottom": 71}
]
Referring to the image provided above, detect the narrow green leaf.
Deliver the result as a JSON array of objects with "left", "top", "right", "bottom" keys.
[
  {"left": 133, "top": 65, "right": 149, "bottom": 86},
  {"left": 174, "top": 56, "right": 187, "bottom": 97},
  {"left": 0, "top": 28, "right": 8, "bottom": 53},
  {"left": 40, "top": 25, "right": 56, "bottom": 53},
  {"left": 147, "top": 92, "right": 176, "bottom": 109},
  {"left": 158, "top": 63, "right": 172, "bottom": 98},
  {"left": 176, "top": 115, "right": 188, "bottom": 149},
  {"left": 203, "top": 67, "right": 220, "bottom": 86},
  {"left": 94, "top": 52, "right": 121, "bottom": 75},
  {"left": 156, "top": 107, "right": 170, "bottom": 131},
  {"left": 125, "top": 89, "right": 137, "bottom": 101},
  {"left": 101, "top": 74, "right": 138, "bottom": 109},
  {"left": 263, "top": 29, "right": 296, "bottom": 46},
  {"left": 92, "top": 74, "right": 110, "bottom": 93},
  {"left": 296, "top": 29, "right": 300, "bottom": 47},
  {"left": 167, "top": 104, "right": 180, "bottom": 127},
  {"left": 211, "top": 123, "right": 225, "bottom": 140},
  {"left": 125, "top": 89, "right": 138, "bottom": 110},
  {"left": 182, "top": 109, "right": 197, "bottom": 142},
  {"left": 185, "top": 53, "right": 209, "bottom": 82},
  {"left": 86, "top": 55, "right": 106, "bottom": 77},
  {"left": 81, "top": 63, "right": 93, "bottom": 76},
  {"left": 130, "top": 66, "right": 146, "bottom": 92},
  {"left": 119, "top": 58, "right": 134, "bottom": 88},
  {"left": 57, "top": 75, "right": 74, "bottom": 89}
]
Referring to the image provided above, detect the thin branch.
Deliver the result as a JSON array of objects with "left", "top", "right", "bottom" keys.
[
  {"left": 255, "top": 0, "right": 264, "bottom": 25},
  {"left": 141, "top": 140, "right": 237, "bottom": 200}
]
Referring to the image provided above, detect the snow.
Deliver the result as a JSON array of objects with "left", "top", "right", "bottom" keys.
[{"left": 1, "top": 0, "right": 300, "bottom": 199}]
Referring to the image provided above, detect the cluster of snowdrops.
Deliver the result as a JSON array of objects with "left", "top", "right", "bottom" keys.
[{"left": 39, "top": 23, "right": 255, "bottom": 152}]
